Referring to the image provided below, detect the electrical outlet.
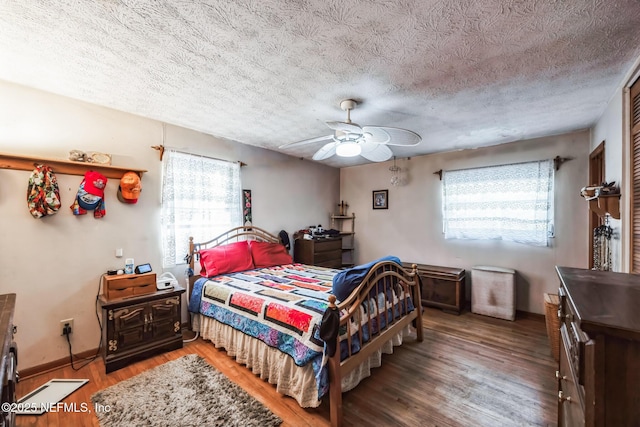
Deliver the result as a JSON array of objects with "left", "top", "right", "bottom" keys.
[{"left": 60, "top": 318, "right": 74, "bottom": 336}]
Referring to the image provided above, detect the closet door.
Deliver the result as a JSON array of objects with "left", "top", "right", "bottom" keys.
[{"left": 631, "top": 77, "right": 640, "bottom": 273}]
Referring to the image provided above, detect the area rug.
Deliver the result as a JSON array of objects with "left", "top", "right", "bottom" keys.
[{"left": 91, "top": 354, "right": 281, "bottom": 427}]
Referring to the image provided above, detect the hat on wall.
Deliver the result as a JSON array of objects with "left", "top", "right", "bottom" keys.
[
  {"left": 82, "top": 170, "right": 107, "bottom": 197},
  {"left": 70, "top": 171, "right": 107, "bottom": 218},
  {"left": 118, "top": 172, "right": 141, "bottom": 204},
  {"left": 27, "top": 164, "right": 61, "bottom": 219}
]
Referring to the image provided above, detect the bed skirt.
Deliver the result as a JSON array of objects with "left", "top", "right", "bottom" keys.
[{"left": 192, "top": 313, "right": 413, "bottom": 408}]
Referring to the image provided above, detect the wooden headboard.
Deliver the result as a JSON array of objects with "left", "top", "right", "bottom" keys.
[{"left": 188, "top": 226, "right": 281, "bottom": 273}]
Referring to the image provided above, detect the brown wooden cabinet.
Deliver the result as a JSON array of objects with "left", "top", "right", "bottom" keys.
[
  {"left": 294, "top": 237, "right": 342, "bottom": 268},
  {"left": 556, "top": 266, "right": 640, "bottom": 426},
  {"left": 403, "top": 262, "right": 466, "bottom": 314},
  {"left": 0, "top": 294, "right": 17, "bottom": 427},
  {"left": 99, "top": 286, "right": 185, "bottom": 373}
]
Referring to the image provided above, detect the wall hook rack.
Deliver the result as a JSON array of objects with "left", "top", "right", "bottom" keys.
[{"left": 0, "top": 152, "right": 146, "bottom": 179}]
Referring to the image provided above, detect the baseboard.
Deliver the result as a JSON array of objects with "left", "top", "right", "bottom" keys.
[
  {"left": 516, "top": 310, "right": 545, "bottom": 321},
  {"left": 19, "top": 348, "right": 100, "bottom": 380}
]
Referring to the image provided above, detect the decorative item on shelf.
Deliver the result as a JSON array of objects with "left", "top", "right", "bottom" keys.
[
  {"left": 337, "top": 200, "right": 349, "bottom": 216},
  {"left": 68, "top": 150, "right": 87, "bottom": 162},
  {"left": 580, "top": 181, "right": 621, "bottom": 219},
  {"left": 68, "top": 150, "right": 112, "bottom": 165},
  {"left": 87, "top": 152, "right": 112, "bottom": 165}
]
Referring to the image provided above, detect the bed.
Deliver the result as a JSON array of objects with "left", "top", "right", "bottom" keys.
[{"left": 187, "top": 226, "right": 422, "bottom": 427}]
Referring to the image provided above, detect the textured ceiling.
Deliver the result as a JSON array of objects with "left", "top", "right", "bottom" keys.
[{"left": 1, "top": 0, "right": 640, "bottom": 167}]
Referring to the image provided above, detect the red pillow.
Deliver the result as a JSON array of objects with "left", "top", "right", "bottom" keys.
[
  {"left": 249, "top": 241, "right": 293, "bottom": 268},
  {"left": 199, "top": 241, "right": 254, "bottom": 277}
]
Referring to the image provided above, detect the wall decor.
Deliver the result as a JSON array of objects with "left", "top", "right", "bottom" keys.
[
  {"left": 373, "top": 190, "right": 388, "bottom": 210},
  {"left": 243, "top": 189, "right": 252, "bottom": 225}
]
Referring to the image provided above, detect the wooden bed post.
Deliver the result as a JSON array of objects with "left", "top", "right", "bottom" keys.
[
  {"left": 327, "top": 295, "right": 343, "bottom": 427},
  {"left": 412, "top": 264, "right": 424, "bottom": 342}
]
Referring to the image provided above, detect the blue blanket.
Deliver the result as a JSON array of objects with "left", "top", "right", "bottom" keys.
[{"left": 331, "top": 255, "right": 402, "bottom": 301}]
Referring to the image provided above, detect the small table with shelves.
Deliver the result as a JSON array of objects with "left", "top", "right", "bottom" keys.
[
  {"left": 99, "top": 286, "right": 185, "bottom": 373},
  {"left": 331, "top": 213, "right": 355, "bottom": 267}
]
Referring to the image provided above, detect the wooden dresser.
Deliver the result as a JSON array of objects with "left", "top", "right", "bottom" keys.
[
  {"left": 294, "top": 237, "right": 342, "bottom": 268},
  {"left": 99, "top": 286, "right": 185, "bottom": 373},
  {"left": 403, "top": 262, "right": 466, "bottom": 314},
  {"left": 555, "top": 266, "right": 640, "bottom": 426},
  {"left": 0, "top": 294, "right": 17, "bottom": 427}
]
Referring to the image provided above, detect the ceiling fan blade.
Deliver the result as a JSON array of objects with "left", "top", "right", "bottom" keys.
[
  {"left": 326, "top": 121, "right": 363, "bottom": 134},
  {"left": 360, "top": 141, "right": 393, "bottom": 162},
  {"left": 279, "top": 134, "right": 334, "bottom": 149},
  {"left": 361, "top": 127, "right": 391, "bottom": 144},
  {"left": 312, "top": 142, "right": 338, "bottom": 161},
  {"left": 365, "top": 126, "right": 422, "bottom": 146}
]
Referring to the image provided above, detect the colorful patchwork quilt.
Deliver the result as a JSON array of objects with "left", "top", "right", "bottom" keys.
[
  {"left": 188, "top": 263, "right": 336, "bottom": 367},
  {"left": 188, "top": 262, "right": 415, "bottom": 399}
]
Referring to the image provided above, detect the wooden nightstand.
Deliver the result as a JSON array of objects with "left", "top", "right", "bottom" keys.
[
  {"left": 294, "top": 237, "right": 342, "bottom": 268},
  {"left": 98, "top": 286, "right": 185, "bottom": 373}
]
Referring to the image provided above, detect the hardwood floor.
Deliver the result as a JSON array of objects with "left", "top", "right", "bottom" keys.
[{"left": 15, "top": 307, "right": 557, "bottom": 426}]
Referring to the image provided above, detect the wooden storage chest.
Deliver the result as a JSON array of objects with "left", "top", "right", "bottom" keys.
[{"left": 403, "top": 262, "right": 466, "bottom": 314}]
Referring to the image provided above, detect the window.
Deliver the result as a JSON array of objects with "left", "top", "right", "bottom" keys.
[
  {"left": 442, "top": 159, "right": 554, "bottom": 246},
  {"left": 160, "top": 150, "right": 242, "bottom": 267}
]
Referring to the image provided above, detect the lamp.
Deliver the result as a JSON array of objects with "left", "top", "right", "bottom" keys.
[
  {"left": 336, "top": 140, "right": 362, "bottom": 157},
  {"left": 389, "top": 156, "right": 401, "bottom": 186}
]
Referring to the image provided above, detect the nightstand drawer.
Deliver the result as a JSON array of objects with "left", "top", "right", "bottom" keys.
[{"left": 313, "top": 238, "right": 342, "bottom": 252}]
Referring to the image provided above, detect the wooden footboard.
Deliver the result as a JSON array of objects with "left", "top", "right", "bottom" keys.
[
  {"left": 188, "top": 228, "right": 422, "bottom": 427},
  {"left": 326, "top": 262, "right": 422, "bottom": 427}
]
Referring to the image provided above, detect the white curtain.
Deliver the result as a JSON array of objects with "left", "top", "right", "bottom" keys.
[
  {"left": 442, "top": 159, "right": 554, "bottom": 246},
  {"left": 161, "top": 150, "right": 242, "bottom": 267}
]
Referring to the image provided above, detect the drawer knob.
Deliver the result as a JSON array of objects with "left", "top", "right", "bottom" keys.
[
  {"left": 557, "top": 309, "right": 573, "bottom": 322},
  {"left": 555, "top": 370, "right": 567, "bottom": 381},
  {"left": 558, "top": 391, "right": 572, "bottom": 403}
]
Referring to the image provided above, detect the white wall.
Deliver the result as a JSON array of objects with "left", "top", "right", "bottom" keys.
[
  {"left": 0, "top": 81, "right": 339, "bottom": 370},
  {"left": 590, "top": 54, "right": 640, "bottom": 273},
  {"left": 340, "top": 131, "right": 590, "bottom": 314},
  {"left": 590, "top": 90, "right": 624, "bottom": 272}
]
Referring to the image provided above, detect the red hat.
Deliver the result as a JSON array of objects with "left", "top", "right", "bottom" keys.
[
  {"left": 119, "top": 172, "right": 141, "bottom": 203},
  {"left": 83, "top": 171, "right": 107, "bottom": 197}
]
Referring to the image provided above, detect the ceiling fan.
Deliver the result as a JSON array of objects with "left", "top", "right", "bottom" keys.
[{"left": 279, "top": 99, "right": 421, "bottom": 162}]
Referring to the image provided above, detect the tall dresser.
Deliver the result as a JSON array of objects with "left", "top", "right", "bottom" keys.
[
  {"left": 0, "top": 294, "right": 17, "bottom": 427},
  {"left": 293, "top": 237, "right": 342, "bottom": 268},
  {"left": 555, "top": 266, "right": 640, "bottom": 426}
]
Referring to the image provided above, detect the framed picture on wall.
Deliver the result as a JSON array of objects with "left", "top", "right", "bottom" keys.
[{"left": 372, "top": 189, "right": 388, "bottom": 210}]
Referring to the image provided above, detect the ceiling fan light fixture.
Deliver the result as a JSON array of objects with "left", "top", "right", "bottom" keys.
[{"left": 336, "top": 141, "right": 362, "bottom": 157}]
